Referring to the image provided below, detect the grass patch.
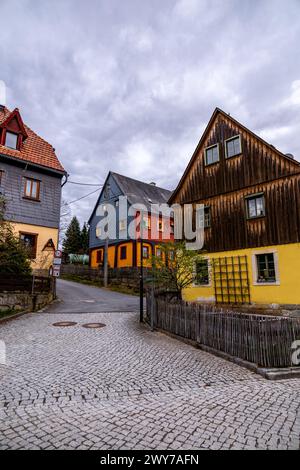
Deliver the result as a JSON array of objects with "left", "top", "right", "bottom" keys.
[
  {"left": 0, "top": 308, "right": 21, "bottom": 320},
  {"left": 61, "top": 275, "right": 139, "bottom": 296}
]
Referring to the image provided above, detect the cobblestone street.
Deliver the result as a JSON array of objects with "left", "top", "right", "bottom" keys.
[{"left": 0, "top": 281, "right": 299, "bottom": 450}]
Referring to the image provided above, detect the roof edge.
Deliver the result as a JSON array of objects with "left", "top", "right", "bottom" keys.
[{"left": 169, "top": 107, "right": 300, "bottom": 204}]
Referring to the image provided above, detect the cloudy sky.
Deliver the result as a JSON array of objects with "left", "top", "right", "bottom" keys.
[{"left": 1, "top": 0, "right": 300, "bottom": 225}]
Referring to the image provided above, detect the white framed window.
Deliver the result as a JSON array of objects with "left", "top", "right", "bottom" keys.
[
  {"left": 251, "top": 249, "right": 280, "bottom": 286},
  {"left": 246, "top": 193, "right": 265, "bottom": 219},
  {"left": 157, "top": 220, "right": 164, "bottom": 232},
  {"left": 194, "top": 258, "right": 211, "bottom": 286},
  {"left": 225, "top": 135, "right": 242, "bottom": 158},
  {"left": 5, "top": 131, "right": 18, "bottom": 149},
  {"left": 205, "top": 144, "right": 220, "bottom": 166},
  {"left": 142, "top": 215, "right": 150, "bottom": 230},
  {"left": 119, "top": 219, "right": 126, "bottom": 231},
  {"left": 204, "top": 206, "right": 211, "bottom": 228}
]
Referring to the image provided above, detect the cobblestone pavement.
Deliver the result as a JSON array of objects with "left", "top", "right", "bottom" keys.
[{"left": 0, "top": 307, "right": 299, "bottom": 450}]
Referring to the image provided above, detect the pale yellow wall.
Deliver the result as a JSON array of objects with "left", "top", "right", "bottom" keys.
[
  {"left": 183, "top": 243, "right": 300, "bottom": 306},
  {"left": 12, "top": 222, "right": 58, "bottom": 271}
]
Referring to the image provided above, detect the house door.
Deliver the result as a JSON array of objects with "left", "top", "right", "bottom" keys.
[{"left": 213, "top": 255, "right": 251, "bottom": 304}]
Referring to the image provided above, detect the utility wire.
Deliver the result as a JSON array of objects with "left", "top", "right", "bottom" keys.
[
  {"left": 62, "top": 187, "right": 101, "bottom": 206},
  {"left": 68, "top": 181, "right": 104, "bottom": 187}
]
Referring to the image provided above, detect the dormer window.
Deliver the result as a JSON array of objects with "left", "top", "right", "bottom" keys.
[{"left": 5, "top": 131, "right": 18, "bottom": 150}]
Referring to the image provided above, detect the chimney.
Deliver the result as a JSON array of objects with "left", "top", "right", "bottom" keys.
[{"left": 149, "top": 182, "right": 156, "bottom": 186}]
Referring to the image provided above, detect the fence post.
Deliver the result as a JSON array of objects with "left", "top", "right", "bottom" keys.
[{"left": 150, "top": 286, "right": 155, "bottom": 331}]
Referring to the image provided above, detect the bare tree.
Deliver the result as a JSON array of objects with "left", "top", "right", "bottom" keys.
[{"left": 59, "top": 199, "right": 72, "bottom": 248}]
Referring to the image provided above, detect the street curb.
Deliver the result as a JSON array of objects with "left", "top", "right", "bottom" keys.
[{"left": 0, "top": 310, "right": 32, "bottom": 325}]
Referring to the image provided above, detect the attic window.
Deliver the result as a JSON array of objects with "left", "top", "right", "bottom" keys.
[
  {"left": 225, "top": 135, "right": 242, "bottom": 158},
  {"left": 205, "top": 144, "right": 219, "bottom": 165},
  {"left": 5, "top": 131, "right": 18, "bottom": 150}
]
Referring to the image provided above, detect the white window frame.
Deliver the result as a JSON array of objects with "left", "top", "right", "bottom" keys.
[
  {"left": 5, "top": 131, "right": 18, "bottom": 150},
  {"left": 119, "top": 219, "right": 126, "bottom": 231},
  {"left": 225, "top": 134, "right": 242, "bottom": 159},
  {"left": 157, "top": 220, "right": 164, "bottom": 232},
  {"left": 251, "top": 249, "right": 280, "bottom": 286},
  {"left": 204, "top": 143, "right": 220, "bottom": 166},
  {"left": 193, "top": 257, "right": 212, "bottom": 287},
  {"left": 245, "top": 193, "right": 265, "bottom": 219}
]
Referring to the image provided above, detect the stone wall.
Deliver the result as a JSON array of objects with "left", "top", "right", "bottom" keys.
[{"left": 0, "top": 291, "right": 54, "bottom": 313}]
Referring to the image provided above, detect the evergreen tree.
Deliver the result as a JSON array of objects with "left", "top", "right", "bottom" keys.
[
  {"left": 62, "top": 216, "right": 82, "bottom": 254},
  {"left": 0, "top": 197, "right": 32, "bottom": 275},
  {"left": 81, "top": 222, "right": 89, "bottom": 254}
]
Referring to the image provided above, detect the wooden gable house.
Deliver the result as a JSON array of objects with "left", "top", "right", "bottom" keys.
[{"left": 170, "top": 108, "right": 300, "bottom": 308}]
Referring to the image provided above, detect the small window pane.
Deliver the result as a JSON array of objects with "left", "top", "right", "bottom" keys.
[
  {"left": 25, "top": 180, "right": 31, "bottom": 197},
  {"left": 31, "top": 181, "right": 38, "bottom": 199},
  {"left": 24, "top": 178, "right": 40, "bottom": 200},
  {"left": 248, "top": 199, "right": 257, "bottom": 218},
  {"left": 205, "top": 145, "right": 219, "bottom": 165},
  {"left": 5, "top": 132, "right": 18, "bottom": 149},
  {"left": 256, "top": 254, "right": 276, "bottom": 283},
  {"left": 195, "top": 259, "right": 209, "bottom": 285},
  {"left": 247, "top": 195, "right": 265, "bottom": 218},
  {"left": 120, "top": 246, "right": 127, "bottom": 260},
  {"left": 119, "top": 220, "right": 126, "bottom": 231},
  {"left": 226, "top": 136, "right": 241, "bottom": 158},
  {"left": 204, "top": 207, "right": 211, "bottom": 228},
  {"left": 143, "top": 246, "right": 149, "bottom": 259}
]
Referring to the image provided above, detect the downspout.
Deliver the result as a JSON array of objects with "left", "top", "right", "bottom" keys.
[{"left": 61, "top": 172, "right": 69, "bottom": 187}]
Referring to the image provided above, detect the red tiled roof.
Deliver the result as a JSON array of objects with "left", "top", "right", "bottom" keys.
[{"left": 0, "top": 107, "right": 65, "bottom": 173}]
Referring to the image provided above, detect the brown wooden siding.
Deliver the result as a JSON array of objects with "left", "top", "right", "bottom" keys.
[
  {"left": 177, "top": 114, "right": 300, "bottom": 204},
  {"left": 196, "top": 175, "right": 300, "bottom": 252}
]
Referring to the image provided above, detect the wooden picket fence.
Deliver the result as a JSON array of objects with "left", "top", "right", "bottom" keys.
[{"left": 146, "top": 291, "right": 300, "bottom": 368}]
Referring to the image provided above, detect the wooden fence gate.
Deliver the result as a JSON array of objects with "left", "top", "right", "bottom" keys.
[{"left": 212, "top": 255, "right": 251, "bottom": 304}]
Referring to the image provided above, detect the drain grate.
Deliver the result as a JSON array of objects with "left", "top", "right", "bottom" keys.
[
  {"left": 82, "top": 323, "right": 106, "bottom": 329},
  {"left": 52, "top": 321, "right": 77, "bottom": 327}
]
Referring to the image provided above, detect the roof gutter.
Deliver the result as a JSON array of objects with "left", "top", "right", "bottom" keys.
[
  {"left": 0, "top": 152, "right": 67, "bottom": 177},
  {"left": 61, "top": 172, "right": 69, "bottom": 187}
]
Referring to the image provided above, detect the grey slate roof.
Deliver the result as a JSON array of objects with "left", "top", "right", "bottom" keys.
[{"left": 111, "top": 172, "right": 172, "bottom": 210}]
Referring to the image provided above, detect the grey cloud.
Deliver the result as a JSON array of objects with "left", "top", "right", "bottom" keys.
[{"left": 0, "top": 0, "right": 299, "bottom": 224}]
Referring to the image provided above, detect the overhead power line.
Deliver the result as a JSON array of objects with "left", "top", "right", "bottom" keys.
[
  {"left": 62, "top": 187, "right": 101, "bottom": 206},
  {"left": 68, "top": 181, "right": 104, "bottom": 187}
]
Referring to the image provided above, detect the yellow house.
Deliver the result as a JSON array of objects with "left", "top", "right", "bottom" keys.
[
  {"left": 0, "top": 105, "right": 66, "bottom": 272},
  {"left": 169, "top": 108, "right": 300, "bottom": 309}
]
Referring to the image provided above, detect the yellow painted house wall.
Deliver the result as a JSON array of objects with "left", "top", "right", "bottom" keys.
[
  {"left": 118, "top": 242, "right": 134, "bottom": 268},
  {"left": 183, "top": 243, "right": 300, "bottom": 306},
  {"left": 12, "top": 222, "right": 58, "bottom": 271}
]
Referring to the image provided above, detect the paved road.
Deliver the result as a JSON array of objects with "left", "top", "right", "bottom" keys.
[
  {"left": 47, "top": 279, "right": 140, "bottom": 313},
  {"left": 0, "top": 280, "right": 299, "bottom": 450}
]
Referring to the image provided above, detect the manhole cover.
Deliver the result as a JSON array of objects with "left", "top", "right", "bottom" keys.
[
  {"left": 82, "top": 323, "right": 106, "bottom": 329},
  {"left": 52, "top": 321, "right": 77, "bottom": 327}
]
